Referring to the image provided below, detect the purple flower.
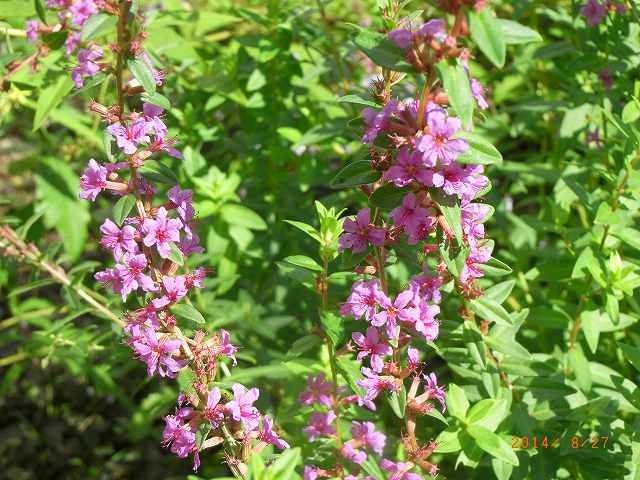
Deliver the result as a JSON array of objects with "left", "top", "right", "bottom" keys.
[
  {"left": 177, "top": 229, "right": 204, "bottom": 255},
  {"left": 388, "top": 28, "right": 412, "bottom": 49},
  {"left": 407, "top": 347, "right": 421, "bottom": 370},
  {"left": 440, "top": 163, "right": 488, "bottom": 202},
  {"left": 65, "top": 31, "right": 81, "bottom": 55},
  {"left": 202, "top": 387, "right": 225, "bottom": 428},
  {"left": 461, "top": 202, "right": 490, "bottom": 241},
  {"left": 107, "top": 118, "right": 151, "bottom": 155},
  {"left": 351, "top": 421, "right": 386, "bottom": 454},
  {"left": 152, "top": 275, "right": 188, "bottom": 309},
  {"left": 414, "top": 299, "right": 440, "bottom": 341},
  {"left": 581, "top": 0, "right": 607, "bottom": 26},
  {"left": 303, "top": 411, "right": 336, "bottom": 441},
  {"left": 259, "top": 416, "right": 290, "bottom": 449},
  {"left": 362, "top": 101, "right": 399, "bottom": 144},
  {"left": 383, "top": 148, "right": 433, "bottom": 187},
  {"left": 357, "top": 368, "right": 400, "bottom": 406},
  {"left": 470, "top": 78, "right": 489, "bottom": 110},
  {"left": 424, "top": 372, "right": 446, "bottom": 412},
  {"left": 168, "top": 186, "right": 195, "bottom": 222},
  {"left": 352, "top": 327, "right": 392, "bottom": 373},
  {"left": 79, "top": 158, "right": 107, "bottom": 201},
  {"left": 341, "top": 442, "right": 367, "bottom": 464},
  {"left": 372, "top": 289, "right": 420, "bottom": 339},
  {"left": 69, "top": 0, "right": 98, "bottom": 26},
  {"left": 212, "top": 329, "right": 238, "bottom": 364},
  {"left": 115, "top": 252, "right": 157, "bottom": 300},
  {"left": 303, "top": 466, "right": 321, "bottom": 480},
  {"left": 340, "top": 280, "right": 387, "bottom": 322},
  {"left": 339, "top": 208, "right": 386, "bottom": 253},
  {"left": 460, "top": 240, "right": 492, "bottom": 284},
  {"left": 132, "top": 327, "right": 184, "bottom": 378},
  {"left": 409, "top": 271, "right": 443, "bottom": 304},
  {"left": 94, "top": 267, "right": 123, "bottom": 295},
  {"left": 416, "top": 19, "right": 447, "bottom": 40},
  {"left": 162, "top": 405, "right": 200, "bottom": 470},
  {"left": 142, "top": 207, "right": 183, "bottom": 258},
  {"left": 99, "top": 218, "right": 138, "bottom": 260},
  {"left": 380, "top": 459, "right": 422, "bottom": 480},
  {"left": 416, "top": 110, "right": 468, "bottom": 166},
  {"left": 390, "top": 193, "right": 435, "bottom": 244},
  {"left": 299, "top": 373, "right": 334, "bottom": 407},
  {"left": 25, "top": 21, "right": 39, "bottom": 42},
  {"left": 185, "top": 267, "right": 206, "bottom": 289},
  {"left": 71, "top": 46, "right": 102, "bottom": 88},
  {"left": 225, "top": 383, "right": 260, "bottom": 431}
]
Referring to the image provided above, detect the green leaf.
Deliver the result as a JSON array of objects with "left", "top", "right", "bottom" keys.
[
  {"left": 614, "top": 228, "right": 640, "bottom": 250},
  {"left": 352, "top": 28, "right": 413, "bottom": 72},
  {"left": 360, "top": 456, "right": 386, "bottom": 480},
  {"left": 437, "top": 61, "right": 474, "bottom": 128},
  {"left": 456, "top": 132, "right": 503, "bottom": 165},
  {"left": 622, "top": 98, "right": 640, "bottom": 124},
  {"left": 581, "top": 308, "right": 602, "bottom": 354},
  {"left": 141, "top": 91, "right": 171, "bottom": 110},
  {"left": 469, "top": 297, "right": 513, "bottom": 326},
  {"left": 284, "top": 220, "right": 321, "bottom": 242},
  {"left": 594, "top": 202, "right": 620, "bottom": 226},
  {"left": 387, "top": 383, "right": 407, "bottom": 418},
  {"left": 171, "top": 303, "right": 205, "bottom": 324},
  {"left": 168, "top": 242, "right": 184, "bottom": 266},
  {"left": 619, "top": 343, "right": 640, "bottom": 372},
  {"left": 81, "top": 13, "right": 117, "bottom": 41},
  {"left": 139, "top": 160, "right": 179, "bottom": 184},
  {"left": 435, "top": 428, "right": 463, "bottom": 453},
  {"left": 34, "top": 0, "right": 46, "bottom": 24},
  {"left": 467, "top": 425, "right": 519, "bottom": 466},
  {"left": 466, "top": 399, "right": 508, "bottom": 431},
  {"left": 336, "top": 356, "right": 364, "bottom": 396},
  {"left": 369, "top": 183, "right": 408, "bottom": 210},
  {"left": 568, "top": 347, "right": 592, "bottom": 392},
  {"left": 432, "top": 189, "right": 463, "bottom": 244},
  {"left": 246, "top": 69, "right": 266, "bottom": 91},
  {"left": 112, "top": 195, "right": 137, "bottom": 226},
  {"left": 338, "top": 94, "right": 379, "bottom": 108},
  {"left": 33, "top": 75, "right": 74, "bottom": 131},
  {"left": 330, "top": 160, "right": 381, "bottom": 188},
  {"left": 498, "top": 19, "right": 542, "bottom": 44},
  {"left": 469, "top": 9, "right": 506, "bottom": 67},
  {"left": 220, "top": 204, "right": 267, "bottom": 230},
  {"left": 446, "top": 383, "right": 469, "bottom": 420},
  {"left": 481, "top": 256, "right": 512, "bottom": 277},
  {"left": 320, "top": 312, "right": 345, "bottom": 346},
  {"left": 283, "top": 255, "right": 322, "bottom": 271},
  {"left": 127, "top": 58, "right": 156, "bottom": 94},
  {"left": 484, "top": 280, "right": 515, "bottom": 304},
  {"left": 266, "top": 447, "right": 300, "bottom": 480}
]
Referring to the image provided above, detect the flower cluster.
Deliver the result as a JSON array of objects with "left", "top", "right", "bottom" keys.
[
  {"left": 27, "top": 0, "right": 288, "bottom": 473},
  {"left": 302, "top": 2, "right": 505, "bottom": 478},
  {"left": 580, "top": 0, "right": 627, "bottom": 26}
]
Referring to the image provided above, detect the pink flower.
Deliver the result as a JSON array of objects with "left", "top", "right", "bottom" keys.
[
  {"left": 380, "top": 459, "right": 422, "bottom": 480},
  {"left": 202, "top": 387, "right": 225, "bottom": 428},
  {"left": 351, "top": 421, "right": 386, "bottom": 454},
  {"left": 212, "top": 329, "right": 238, "bottom": 365},
  {"left": 25, "top": 20, "right": 40, "bottom": 42},
  {"left": 142, "top": 207, "right": 183, "bottom": 258},
  {"left": 65, "top": 31, "right": 81, "bottom": 54},
  {"left": 340, "top": 280, "right": 387, "bottom": 322},
  {"left": 416, "top": 19, "right": 447, "bottom": 40},
  {"left": 71, "top": 46, "right": 103, "bottom": 88},
  {"left": 424, "top": 372, "right": 447, "bottom": 412},
  {"left": 69, "top": 0, "right": 97, "bottom": 26},
  {"left": 461, "top": 202, "right": 490, "bottom": 241},
  {"left": 339, "top": 208, "right": 386, "bottom": 253},
  {"left": 416, "top": 110, "right": 468, "bottom": 166},
  {"left": 303, "top": 466, "right": 321, "bottom": 480},
  {"left": 581, "top": 0, "right": 607, "bottom": 26},
  {"left": 383, "top": 149, "right": 433, "bottom": 187},
  {"left": 259, "top": 416, "right": 290, "bottom": 449},
  {"left": 407, "top": 347, "right": 421, "bottom": 370},
  {"left": 152, "top": 275, "right": 188, "bottom": 309},
  {"left": 132, "top": 327, "right": 184, "bottom": 378},
  {"left": 470, "top": 78, "right": 489, "bottom": 109},
  {"left": 372, "top": 289, "right": 420, "bottom": 339},
  {"left": 94, "top": 267, "right": 123, "bottom": 295},
  {"left": 440, "top": 163, "right": 488, "bottom": 202},
  {"left": 177, "top": 229, "right": 204, "bottom": 255},
  {"left": 357, "top": 368, "right": 400, "bottom": 405},
  {"left": 352, "top": 327, "right": 392, "bottom": 373},
  {"left": 168, "top": 186, "right": 195, "bottom": 222},
  {"left": 409, "top": 271, "right": 443, "bottom": 304},
  {"left": 299, "top": 373, "right": 334, "bottom": 407},
  {"left": 460, "top": 240, "right": 492, "bottom": 284},
  {"left": 79, "top": 158, "right": 107, "bottom": 201},
  {"left": 115, "top": 252, "right": 157, "bottom": 300},
  {"left": 99, "top": 219, "right": 138, "bottom": 260},
  {"left": 162, "top": 402, "right": 199, "bottom": 470},
  {"left": 414, "top": 299, "right": 440, "bottom": 341},
  {"left": 362, "top": 101, "right": 399, "bottom": 144},
  {"left": 303, "top": 411, "right": 336, "bottom": 441},
  {"left": 225, "top": 383, "right": 260, "bottom": 431},
  {"left": 341, "top": 442, "right": 367, "bottom": 464},
  {"left": 107, "top": 118, "right": 151, "bottom": 155},
  {"left": 185, "top": 267, "right": 206, "bottom": 289},
  {"left": 390, "top": 193, "right": 435, "bottom": 244}
]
